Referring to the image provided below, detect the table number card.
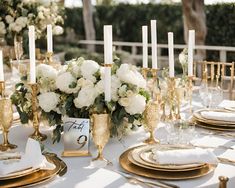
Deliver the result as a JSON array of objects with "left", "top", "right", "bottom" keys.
[{"left": 62, "top": 118, "right": 90, "bottom": 157}]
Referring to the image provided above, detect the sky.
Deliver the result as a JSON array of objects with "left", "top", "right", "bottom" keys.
[{"left": 65, "top": 0, "right": 235, "bottom": 7}]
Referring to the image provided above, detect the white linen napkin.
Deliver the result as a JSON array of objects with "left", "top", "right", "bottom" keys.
[
  {"left": 200, "top": 111, "right": 235, "bottom": 122},
  {"left": 219, "top": 100, "right": 235, "bottom": 108},
  {"left": 152, "top": 148, "right": 218, "bottom": 165},
  {"left": 0, "top": 138, "right": 55, "bottom": 176}
]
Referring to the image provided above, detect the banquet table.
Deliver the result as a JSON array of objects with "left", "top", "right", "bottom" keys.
[{"left": 1, "top": 92, "right": 235, "bottom": 188}]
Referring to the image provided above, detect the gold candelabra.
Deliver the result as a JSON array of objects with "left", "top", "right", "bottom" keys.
[
  {"left": 29, "top": 83, "right": 47, "bottom": 141},
  {"left": 187, "top": 76, "right": 194, "bottom": 114},
  {"left": 0, "top": 81, "right": 5, "bottom": 98},
  {"left": 167, "top": 77, "right": 176, "bottom": 120}
]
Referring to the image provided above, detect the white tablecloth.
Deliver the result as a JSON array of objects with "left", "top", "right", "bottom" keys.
[{"left": 1, "top": 123, "right": 235, "bottom": 188}]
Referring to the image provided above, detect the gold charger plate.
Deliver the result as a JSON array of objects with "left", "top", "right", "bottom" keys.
[
  {"left": 129, "top": 145, "right": 206, "bottom": 172},
  {"left": 0, "top": 167, "right": 40, "bottom": 181},
  {"left": 193, "top": 109, "right": 235, "bottom": 126},
  {"left": 193, "top": 119, "right": 235, "bottom": 132},
  {"left": 0, "top": 155, "right": 61, "bottom": 188},
  {"left": 120, "top": 147, "right": 216, "bottom": 180}
]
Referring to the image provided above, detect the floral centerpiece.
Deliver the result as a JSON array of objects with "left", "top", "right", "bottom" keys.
[
  {"left": 0, "top": 0, "right": 64, "bottom": 40},
  {"left": 11, "top": 58, "right": 150, "bottom": 142}
]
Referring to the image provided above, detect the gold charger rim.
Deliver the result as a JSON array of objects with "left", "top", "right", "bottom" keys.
[
  {"left": 193, "top": 109, "right": 235, "bottom": 126},
  {"left": 0, "top": 154, "right": 61, "bottom": 187},
  {"left": 120, "top": 147, "right": 216, "bottom": 180},
  {"left": 193, "top": 119, "right": 235, "bottom": 131},
  {"left": 129, "top": 145, "right": 206, "bottom": 171}
]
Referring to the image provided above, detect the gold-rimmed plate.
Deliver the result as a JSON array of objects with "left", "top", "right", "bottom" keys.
[
  {"left": 0, "top": 154, "right": 61, "bottom": 187},
  {"left": 129, "top": 145, "right": 206, "bottom": 172},
  {"left": 120, "top": 147, "right": 216, "bottom": 180},
  {"left": 193, "top": 109, "right": 235, "bottom": 126}
]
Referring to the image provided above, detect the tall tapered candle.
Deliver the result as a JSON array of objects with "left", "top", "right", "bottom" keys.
[
  {"left": 142, "top": 26, "right": 148, "bottom": 68},
  {"left": 29, "top": 25, "right": 36, "bottom": 84},
  {"left": 0, "top": 50, "right": 4, "bottom": 81},
  {"left": 47, "top": 24, "right": 53, "bottom": 53},
  {"left": 188, "top": 30, "right": 195, "bottom": 76},
  {"left": 151, "top": 20, "right": 157, "bottom": 69},
  {"left": 104, "top": 25, "right": 112, "bottom": 102},
  {"left": 168, "top": 32, "right": 174, "bottom": 77}
]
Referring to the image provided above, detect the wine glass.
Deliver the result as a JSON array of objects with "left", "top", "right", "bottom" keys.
[
  {"left": 92, "top": 113, "right": 111, "bottom": 166},
  {"left": 144, "top": 101, "right": 160, "bottom": 144},
  {"left": 0, "top": 98, "right": 17, "bottom": 151}
]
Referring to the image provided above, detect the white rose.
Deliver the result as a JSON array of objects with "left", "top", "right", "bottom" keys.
[
  {"left": 124, "top": 94, "right": 146, "bottom": 115},
  {"left": 116, "top": 64, "right": 146, "bottom": 88},
  {"left": 119, "top": 97, "right": 129, "bottom": 107},
  {"left": 95, "top": 80, "right": 104, "bottom": 94},
  {"left": 14, "top": 25, "right": 22, "bottom": 33},
  {"left": 179, "top": 52, "right": 188, "bottom": 65},
  {"left": 77, "top": 78, "right": 93, "bottom": 89},
  {"left": 36, "top": 64, "right": 57, "bottom": 80},
  {"left": 53, "top": 25, "right": 64, "bottom": 35},
  {"left": 56, "top": 72, "right": 77, "bottom": 93},
  {"left": 74, "top": 86, "right": 98, "bottom": 108},
  {"left": 38, "top": 11, "right": 45, "bottom": 19},
  {"left": 111, "top": 75, "right": 121, "bottom": 101},
  {"left": 15, "top": 17, "right": 27, "bottom": 27},
  {"left": 38, "top": 92, "right": 59, "bottom": 112},
  {"left": 5, "top": 15, "right": 14, "bottom": 24},
  {"left": 80, "top": 60, "right": 99, "bottom": 82}
]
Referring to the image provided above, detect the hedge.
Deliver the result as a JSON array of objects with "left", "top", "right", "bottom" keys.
[{"left": 64, "top": 3, "right": 235, "bottom": 61}]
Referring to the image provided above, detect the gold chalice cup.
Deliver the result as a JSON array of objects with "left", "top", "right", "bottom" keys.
[
  {"left": 144, "top": 101, "right": 160, "bottom": 144},
  {"left": 0, "top": 98, "right": 17, "bottom": 151},
  {"left": 92, "top": 113, "right": 111, "bottom": 164}
]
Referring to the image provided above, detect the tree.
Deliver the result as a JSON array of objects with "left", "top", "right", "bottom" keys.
[
  {"left": 182, "top": 0, "right": 207, "bottom": 60},
  {"left": 82, "top": 0, "right": 96, "bottom": 52}
]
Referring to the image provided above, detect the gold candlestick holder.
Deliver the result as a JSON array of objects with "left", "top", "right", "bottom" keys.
[
  {"left": 167, "top": 77, "right": 176, "bottom": 121},
  {"left": 0, "top": 81, "right": 5, "bottom": 98},
  {"left": 187, "top": 76, "right": 194, "bottom": 114},
  {"left": 45, "top": 52, "right": 53, "bottom": 65},
  {"left": 141, "top": 68, "right": 150, "bottom": 79},
  {"left": 29, "top": 83, "right": 47, "bottom": 141}
]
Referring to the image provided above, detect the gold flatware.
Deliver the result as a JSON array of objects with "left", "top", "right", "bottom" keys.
[
  {"left": 0, "top": 156, "right": 21, "bottom": 161},
  {"left": 115, "top": 170, "right": 179, "bottom": 188},
  {"left": 218, "top": 157, "right": 235, "bottom": 166}
]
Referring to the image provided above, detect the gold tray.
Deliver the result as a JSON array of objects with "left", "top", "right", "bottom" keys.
[
  {"left": 0, "top": 155, "right": 61, "bottom": 187},
  {"left": 193, "top": 109, "right": 235, "bottom": 126},
  {"left": 120, "top": 147, "right": 216, "bottom": 180}
]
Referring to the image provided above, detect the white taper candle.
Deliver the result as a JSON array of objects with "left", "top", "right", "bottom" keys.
[
  {"left": 28, "top": 25, "right": 36, "bottom": 84},
  {"left": 104, "top": 25, "right": 112, "bottom": 102},
  {"left": 0, "top": 50, "right": 4, "bottom": 81},
  {"left": 142, "top": 26, "right": 148, "bottom": 68},
  {"left": 47, "top": 24, "right": 53, "bottom": 53},
  {"left": 188, "top": 30, "right": 195, "bottom": 76},
  {"left": 168, "top": 32, "right": 174, "bottom": 78},
  {"left": 151, "top": 20, "right": 157, "bottom": 69}
]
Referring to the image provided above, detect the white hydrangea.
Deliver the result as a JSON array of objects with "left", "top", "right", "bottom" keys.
[
  {"left": 5, "top": 15, "right": 14, "bottom": 24},
  {"left": 36, "top": 64, "right": 57, "bottom": 80},
  {"left": 38, "top": 92, "right": 60, "bottom": 112},
  {"left": 74, "top": 85, "right": 98, "bottom": 108},
  {"left": 80, "top": 60, "right": 99, "bottom": 82},
  {"left": 0, "top": 22, "right": 6, "bottom": 35},
  {"left": 56, "top": 72, "right": 77, "bottom": 94},
  {"left": 53, "top": 25, "right": 64, "bottom": 35},
  {"left": 116, "top": 64, "right": 146, "bottom": 88},
  {"left": 124, "top": 94, "right": 146, "bottom": 115}
]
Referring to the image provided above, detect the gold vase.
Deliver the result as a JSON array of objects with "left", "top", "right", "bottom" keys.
[
  {"left": 0, "top": 98, "right": 17, "bottom": 151},
  {"left": 144, "top": 101, "right": 159, "bottom": 144},
  {"left": 92, "top": 113, "right": 110, "bottom": 162}
]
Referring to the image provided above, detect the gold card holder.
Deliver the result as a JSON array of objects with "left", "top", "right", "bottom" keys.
[{"left": 62, "top": 118, "right": 91, "bottom": 157}]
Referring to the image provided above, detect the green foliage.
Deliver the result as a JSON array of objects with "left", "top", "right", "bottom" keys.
[{"left": 65, "top": 3, "right": 235, "bottom": 61}]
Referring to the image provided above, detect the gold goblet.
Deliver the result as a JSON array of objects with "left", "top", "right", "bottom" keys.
[
  {"left": 0, "top": 98, "right": 17, "bottom": 151},
  {"left": 144, "top": 101, "right": 160, "bottom": 144},
  {"left": 92, "top": 113, "right": 110, "bottom": 163}
]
